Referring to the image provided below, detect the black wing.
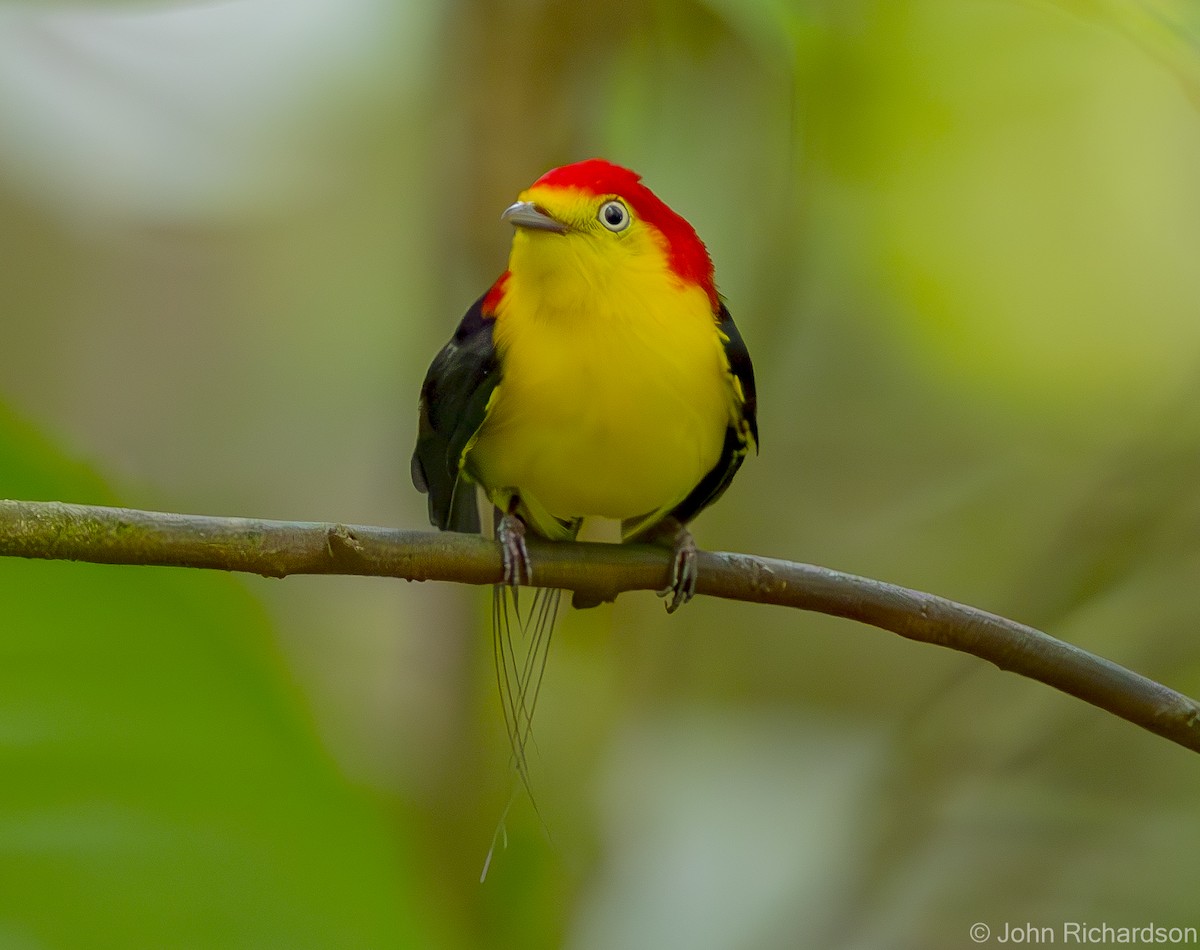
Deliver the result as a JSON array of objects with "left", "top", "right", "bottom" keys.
[
  {"left": 667, "top": 301, "right": 758, "bottom": 526},
  {"left": 411, "top": 292, "right": 501, "bottom": 533}
]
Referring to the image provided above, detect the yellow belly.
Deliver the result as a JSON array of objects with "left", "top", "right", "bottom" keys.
[{"left": 466, "top": 277, "right": 731, "bottom": 536}]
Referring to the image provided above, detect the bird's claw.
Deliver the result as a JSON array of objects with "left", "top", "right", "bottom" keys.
[
  {"left": 497, "top": 512, "right": 533, "bottom": 586},
  {"left": 656, "top": 525, "right": 697, "bottom": 613}
]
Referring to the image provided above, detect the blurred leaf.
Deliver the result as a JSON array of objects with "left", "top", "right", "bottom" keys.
[
  {"left": 1051, "top": 0, "right": 1200, "bottom": 106},
  {"left": 0, "top": 403, "right": 440, "bottom": 948},
  {"left": 856, "top": 0, "right": 1200, "bottom": 424}
]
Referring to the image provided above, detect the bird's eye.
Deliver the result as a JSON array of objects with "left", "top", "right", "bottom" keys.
[{"left": 598, "top": 200, "right": 630, "bottom": 232}]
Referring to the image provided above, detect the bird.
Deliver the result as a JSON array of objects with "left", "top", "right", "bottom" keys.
[
  {"left": 412, "top": 157, "right": 757, "bottom": 602},
  {"left": 411, "top": 159, "right": 757, "bottom": 781}
]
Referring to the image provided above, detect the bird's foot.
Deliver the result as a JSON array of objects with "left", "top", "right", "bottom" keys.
[
  {"left": 646, "top": 518, "right": 698, "bottom": 614},
  {"left": 497, "top": 512, "right": 532, "bottom": 586}
]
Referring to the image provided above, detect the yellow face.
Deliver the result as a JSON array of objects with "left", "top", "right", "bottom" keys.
[{"left": 505, "top": 185, "right": 678, "bottom": 316}]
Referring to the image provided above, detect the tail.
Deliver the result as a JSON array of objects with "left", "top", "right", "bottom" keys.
[
  {"left": 481, "top": 584, "right": 561, "bottom": 880},
  {"left": 491, "top": 583, "right": 562, "bottom": 799}
]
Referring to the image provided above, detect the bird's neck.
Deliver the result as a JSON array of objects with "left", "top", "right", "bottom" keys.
[{"left": 502, "top": 233, "right": 679, "bottom": 328}]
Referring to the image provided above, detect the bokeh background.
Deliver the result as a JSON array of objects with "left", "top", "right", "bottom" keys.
[{"left": 2, "top": 0, "right": 1200, "bottom": 946}]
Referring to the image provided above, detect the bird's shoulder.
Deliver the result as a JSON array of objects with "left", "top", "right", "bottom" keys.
[
  {"left": 411, "top": 280, "right": 506, "bottom": 530},
  {"left": 716, "top": 301, "right": 758, "bottom": 451}
]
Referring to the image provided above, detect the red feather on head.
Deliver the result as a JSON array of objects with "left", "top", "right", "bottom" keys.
[{"left": 533, "top": 159, "right": 718, "bottom": 310}]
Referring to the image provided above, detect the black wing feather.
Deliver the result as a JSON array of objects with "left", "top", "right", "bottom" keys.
[
  {"left": 411, "top": 292, "right": 501, "bottom": 532},
  {"left": 667, "top": 302, "right": 758, "bottom": 526}
]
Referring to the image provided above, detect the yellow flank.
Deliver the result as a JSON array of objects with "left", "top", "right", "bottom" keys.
[{"left": 464, "top": 185, "right": 735, "bottom": 539}]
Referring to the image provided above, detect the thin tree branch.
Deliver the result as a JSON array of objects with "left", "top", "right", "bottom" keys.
[{"left": 2, "top": 498, "right": 1198, "bottom": 754}]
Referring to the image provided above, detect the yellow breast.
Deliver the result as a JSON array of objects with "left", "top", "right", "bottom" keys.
[{"left": 465, "top": 228, "right": 732, "bottom": 538}]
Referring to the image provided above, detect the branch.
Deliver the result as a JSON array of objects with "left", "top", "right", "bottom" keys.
[{"left": 2, "top": 498, "right": 1198, "bottom": 754}]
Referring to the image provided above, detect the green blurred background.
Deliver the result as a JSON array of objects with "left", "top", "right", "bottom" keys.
[{"left": 2, "top": 0, "right": 1200, "bottom": 946}]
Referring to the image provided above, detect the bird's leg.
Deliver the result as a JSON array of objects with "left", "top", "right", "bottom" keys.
[
  {"left": 496, "top": 502, "right": 533, "bottom": 587},
  {"left": 634, "top": 516, "right": 698, "bottom": 614}
]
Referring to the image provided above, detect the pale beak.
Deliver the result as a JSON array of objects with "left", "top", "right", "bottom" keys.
[{"left": 501, "top": 201, "right": 569, "bottom": 234}]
